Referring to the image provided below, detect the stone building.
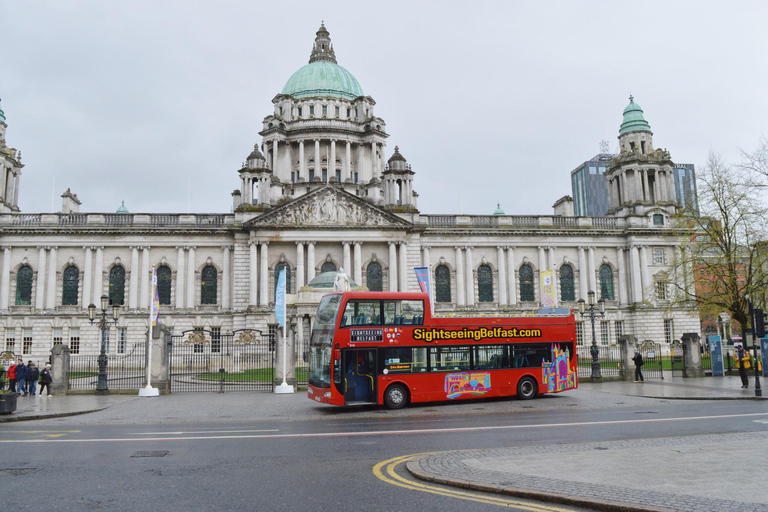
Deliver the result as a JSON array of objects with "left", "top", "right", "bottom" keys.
[{"left": 0, "top": 25, "right": 699, "bottom": 367}]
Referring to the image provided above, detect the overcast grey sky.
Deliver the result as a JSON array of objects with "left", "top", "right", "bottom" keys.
[{"left": 2, "top": 1, "right": 767, "bottom": 216}]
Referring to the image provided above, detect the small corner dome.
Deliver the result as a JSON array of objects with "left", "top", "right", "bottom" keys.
[
  {"left": 387, "top": 146, "right": 408, "bottom": 171},
  {"left": 619, "top": 95, "right": 651, "bottom": 134},
  {"left": 493, "top": 203, "right": 505, "bottom": 215},
  {"left": 307, "top": 271, "right": 358, "bottom": 289},
  {"left": 247, "top": 144, "right": 265, "bottom": 162},
  {"left": 116, "top": 200, "right": 129, "bottom": 214}
]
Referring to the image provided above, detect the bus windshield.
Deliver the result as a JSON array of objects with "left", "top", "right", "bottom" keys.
[{"left": 308, "top": 294, "right": 341, "bottom": 388}]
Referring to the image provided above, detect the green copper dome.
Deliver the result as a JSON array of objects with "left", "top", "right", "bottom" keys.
[
  {"left": 282, "top": 61, "right": 363, "bottom": 100},
  {"left": 619, "top": 95, "right": 651, "bottom": 134},
  {"left": 116, "top": 200, "right": 129, "bottom": 214},
  {"left": 307, "top": 271, "right": 358, "bottom": 289},
  {"left": 493, "top": 203, "right": 505, "bottom": 215}
]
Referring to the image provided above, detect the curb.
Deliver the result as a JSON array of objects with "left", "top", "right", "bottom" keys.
[
  {"left": 406, "top": 459, "right": 677, "bottom": 512},
  {"left": 0, "top": 408, "right": 106, "bottom": 423}
]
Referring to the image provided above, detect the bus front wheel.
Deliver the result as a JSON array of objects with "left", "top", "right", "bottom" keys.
[
  {"left": 517, "top": 376, "right": 538, "bottom": 400},
  {"left": 384, "top": 384, "right": 408, "bottom": 410}
]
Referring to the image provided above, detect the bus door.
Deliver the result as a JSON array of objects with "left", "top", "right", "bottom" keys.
[{"left": 343, "top": 349, "right": 377, "bottom": 404}]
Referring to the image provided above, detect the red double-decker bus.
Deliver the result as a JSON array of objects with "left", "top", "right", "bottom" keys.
[{"left": 307, "top": 291, "right": 578, "bottom": 409}]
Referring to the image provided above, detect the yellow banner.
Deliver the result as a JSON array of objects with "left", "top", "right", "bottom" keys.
[{"left": 540, "top": 269, "right": 557, "bottom": 308}]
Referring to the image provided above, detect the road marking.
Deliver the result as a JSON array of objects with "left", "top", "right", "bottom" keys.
[
  {"left": 754, "top": 419, "right": 768, "bottom": 424},
  {"left": 129, "top": 429, "right": 279, "bottom": 435},
  {"left": 0, "top": 412, "right": 766, "bottom": 443},
  {"left": 373, "top": 454, "right": 571, "bottom": 511},
  {"left": 0, "top": 430, "right": 81, "bottom": 434}
]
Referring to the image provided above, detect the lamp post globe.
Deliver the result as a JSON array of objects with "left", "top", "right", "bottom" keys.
[
  {"left": 90, "top": 294, "right": 119, "bottom": 395},
  {"left": 578, "top": 291, "right": 605, "bottom": 382}
]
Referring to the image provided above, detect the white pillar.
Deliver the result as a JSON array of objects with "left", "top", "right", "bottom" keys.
[
  {"left": 82, "top": 247, "right": 93, "bottom": 309},
  {"left": 299, "top": 140, "right": 305, "bottom": 180},
  {"left": 139, "top": 247, "right": 150, "bottom": 310},
  {"left": 388, "top": 242, "right": 398, "bottom": 292},
  {"left": 249, "top": 242, "right": 258, "bottom": 306},
  {"left": 222, "top": 246, "right": 231, "bottom": 309},
  {"left": 353, "top": 242, "right": 362, "bottom": 285},
  {"left": 507, "top": 247, "right": 517, "bottom": 306},
  {"left": 35, "top": 247, "right": 47, "bottom": 309},
  {"left": 0, "top": 247, "right": 11, "bottom": 310},
  {"left": 46, "top": 247, "right": 57, "bottom": 309},
  {"left": 464, "top": 246, "right": 474, "bottom": 306},
  {"left": 537, "top": 246, "right": 547, "bottom": 300},
  {"left": 342, "top": 242, "right": 351, "bottom": 274},
  {"left": 578, "top": 246, "right": 588, "bottom": 300},
  {"left": 314, "top": 140, "right": 320, "bottom": 180},
  {"left": 330, "top": 139, "right": 336, "bottom": 181},
  {"left": 630, "top": 245, "right": 642, "bottom": 303},
  {"left": 93, "top": 246, "right": 104, "bottom": 302},
  {"left": 497, "top": 246, "right": 507, "bottom": 306},
  {"left": 176, "top": 247, "right": 186, "bottom": 308},
  {"left": 296, "top": 242, "right": 305, "bottom": 289},
  {"left": 259, "top": 242, "right": 269, "bottom": 306},
  {"left": 455, "top": 246, "right": 465, "bottom": 306},
  {"left": 617, "top": 247, "right": 628, "bottom": 305},
  {"left": 345, "top": 141, "right": 351, "bottom": 182},
  {"left": 272, "top": 140, "right": 279, "bottom": 173},
  {"left": 399, "top": 242, "right": 408, "bottom": 293},
  {"left": 307, "top": 242, "right": 316, "bottom": 281},
  {"left": 639, "top": 245, "right": 649, "bottom": 301},
  {"left": 129, "top": 247, "right": 139, "bottom": 309},
  {"left": 587, "top": 246, "right": 597, "bottom": 294},
  {"left": 371, "top": 141, "right": 377, "bottom": 178},
  {"left": 186, "top": 246, "right": 196, "bottom": 309},
  {"left": 421, "top": 246, "right": 430, "bottom": 268}
]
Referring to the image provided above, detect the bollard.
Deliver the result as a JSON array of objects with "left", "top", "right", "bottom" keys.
[{"left": 219, "top": 368, "right": 225, "bottom": 394}]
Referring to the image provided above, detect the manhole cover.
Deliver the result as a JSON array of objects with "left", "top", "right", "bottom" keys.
[
  {"left": 131, "top": 451, "right": 170, "bottom": 458},
  {"left": 0, "top": 468, "right": 38, "bottom": 476}
]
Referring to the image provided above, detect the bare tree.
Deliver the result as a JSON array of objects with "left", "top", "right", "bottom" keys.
[{"left": 740, "top": 135, "right": 768, "bottom": 186}]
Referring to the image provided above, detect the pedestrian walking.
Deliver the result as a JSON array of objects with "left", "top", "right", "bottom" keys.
[
  {"left": 39, "top": 364, "right": 53, "bottom": 397},
  {"left": 26, "top": 361, "right": 39, "bottom": 396},
  {"left": 632, "top": 348, "right": 644, "bottom": 382},
  {"left": 15, "top": 358, "right": 27, "bottom": 395},
  {"left": 6, "top": 360, "right": 16, "bottom": 393},
  {"left": 735, "top": 344, "right": 750, "bottom": 389}
]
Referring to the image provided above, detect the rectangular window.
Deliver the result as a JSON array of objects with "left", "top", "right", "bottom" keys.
[
  {"left": 347, "top": 108, "right": 351, "bottom": 118},
  {"left": 5, "top": 328, "right": 15, "bottom": 352},
  {"left": 53, "top": 327, "right": 63, "bottom": 347},
  {"left": 297, "top": 107, "right": 303, "bottom": 117},
  {"left": 653, "top": 248, "right": 665, "bottom": 264},
  {"left": 322, "top": 105, "right": 327, "bottom": 116},
  {"left": 382, "top": 300, "right": 424, "bottom": 325},
  {"left": 509, "top": 343, "right": 551, "bottom": 368},
  {"left": 382, "top": 347, "right": 427, "bottom": 373},
  {"left": 334, "top": 106, "right": 339, "bottom": 117},
  {"left": 473, "top": 345, "right": 509, "bottom": 369},
  {"left": 117, "top": 327, "right": 127, "bottom": 354},
  {"left": 664, "top": 319, "right": 673, "bottom": 344},
  {"left": 309, "top": 105, "right": 315, "bottom": 116},
  {"left": 589, "top": 166, "right": 597, "bottom": 174},
  {"left": 429, "top": 346, "right": 470, "bottom": 371},
  {"left": 342, "top": 300, "right": 380, "bottom": 326},
  {"left": 600, "top": 321, "right": 610, "bottom": 346},
  {"left": 576, "top": 322, "right": 584, "bottom": 346},
  {"left": 70, "top": 328, "right": 80, "bottom": 354},
  {"left": 211, "top": 327, "right": 221, "bottom": 354},
  {"left": 656, "top": 281, "right": 667, "bottom": 301},
  {"left": 102, "top": 328, "right": 111, "bottom": 354},
  {"left": 23, "top": 328, "right": 32, "bottom": 354},
  {"left": 615, "top": 321, "right": 624, "bottom": 344}
]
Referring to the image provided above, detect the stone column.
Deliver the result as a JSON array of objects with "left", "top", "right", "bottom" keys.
[
  {"left": 578, "top": 246, "right": 588, "bottom": 300},
  {"left": 345, "top": 141, "right": 351, "bottom": 181},
  {"left": 421, "top": 246, "right": 430, "bottom": 268},
  {"left": 186, "top": 246, "right": 196, "bottom": 309},
  {"left": 307, "top": 242, "right": 316, "bottom": 281},
  {"left": 455, "top": 246, "right": 465, "bottom": 306},
  {"left": 129, "top": 247, "right": 140, "bottom": 309},
  {"left": 537, "top": 246, "right": 547, "bottom": 300},
  {"left": 497, "top": 246, "right": 507, "bottom": 306},
  {"left": 139, "top": 247, "right": 150, "bottom": 310},
  {"left": 639, "top": 245, "right": 649, "bottom": 301},
  {"left": 464, "top": 246, "right": 474, "bottom": 306},
  {"left": 299, "top": 140, "right": 306, "bottom": 180},
  {"left": 342, "top": 242, "right": 351, "bottom": 274},
  {"left": 296, "top": 242, "right": 305, "bottom": 289},
  {"left": 617, "top": 247, "right": 628, "bottom": 305},
  {"left": 330, "top": 139, "right": 336, "bottom": 180},
  {"left": 587, "top": 246, "right": 597, "bottom": 294},
  {"left": 272, "top": 139, "right": 279, "bottom": 172},
  {"left": 175, "top": 247, "right": 185, "bottom": 308},
  {"left": 388, "top": 242, "right": 398, "bottom": 292},
  {"left": 249, "top": 241, "right": 258, "bottom": 306},
  {"left": 35, "top": 246, "right": 47, "bottom": 309},
  {"left": 93, "top": 246, "right": 104, "bottom": 301},
  {"left": 50, "top": 343, "right": 70, "bottom": 396},
  {"left": 82, "top": 247, "right": 92, "bottom": 309},
  {"left": 314, "top": 140, "right": 320, "bottom": 180},
  {"left": 46, "top": 247, "right": 57, "bottom": 310},
  {"left": 353, "top": 242, "right": 362, "bottom": 285},
  {"left": 630, "top": 245, "right": 642, "bottom": 303},
  {"left": 222, "top": 246, "right": 231, "bottom": 309},
  {"left": 0, "top": 247, "right": 11, "bottom": 310},
  {"left": 399, "top": 242, "right": 408, "bottom": 293},
  {"left": 371, "top": 141, "right": 377, "bottom": 178},
  {"left": 259, "top": 241, "right": 269, "bottom": 306},
  {"left": 507, "top": 247, "right": 517, "bottom": 306}
]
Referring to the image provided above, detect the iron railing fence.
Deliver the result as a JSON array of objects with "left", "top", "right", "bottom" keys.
[{"left": 68, "top": 342, "right": 146, "bottom": 390}]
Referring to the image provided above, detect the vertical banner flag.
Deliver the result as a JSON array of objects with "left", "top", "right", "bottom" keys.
[
  {"left": 275, "top": 267, "right": 286, "bottom": 328},
  {"left": 540, "top": 270, "right": 557, "bottom": 308},
  {"left": 150, "top": 267, "right": 160, "bottom": 326},
  {"left": 414, "top": 266, "right": 434, "bottom": 314}
]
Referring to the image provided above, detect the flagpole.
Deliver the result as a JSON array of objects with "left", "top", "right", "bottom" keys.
[{"left": 139, "top": 266, "right": 159, "bottom": 397}]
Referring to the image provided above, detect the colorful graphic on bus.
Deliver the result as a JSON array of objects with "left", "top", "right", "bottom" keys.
[
  {"left": 444, "top": 372, "right": 491, "bottom": 399},
  {"left": 542, "top": 344, "right": 577, "bottom": 392}
]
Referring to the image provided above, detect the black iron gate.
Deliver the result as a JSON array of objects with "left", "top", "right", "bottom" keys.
[
  {"left": 637, "top": 340, "right": 664, "bottom": 380},
  {"left": 670, "top": 339, "right": 685, "bottom": 377},
  {"left": 169, "top": 329, "right": 274, "bottom": 393}
]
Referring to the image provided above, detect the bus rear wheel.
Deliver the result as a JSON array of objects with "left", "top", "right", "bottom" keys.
[
  {"left": 384, "top": 384, "right": 408, "bottom": 410},
  {"left": 517, "top": 376, "right": 538, "bottom": 400}
]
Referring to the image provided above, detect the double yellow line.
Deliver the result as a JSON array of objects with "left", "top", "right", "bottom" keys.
[{"left": 373, "top": 454, "right": 572, "bottom": 511}]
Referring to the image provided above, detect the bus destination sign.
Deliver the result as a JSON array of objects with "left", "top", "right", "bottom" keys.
[{"left": 350, "top": 329, "right": 383, "bottom": 342}]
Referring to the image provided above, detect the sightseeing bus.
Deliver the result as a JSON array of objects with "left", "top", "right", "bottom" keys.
[{"left": 307, "top": 291, "right": 577, "bottom": 409}]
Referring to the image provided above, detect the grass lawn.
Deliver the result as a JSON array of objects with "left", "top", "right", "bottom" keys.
[
  {"left": 69, "top": 371, "right": 98, "bottom": 378},
  {"left": 195, "top": 367, "right": 308, "bottom": 382}
]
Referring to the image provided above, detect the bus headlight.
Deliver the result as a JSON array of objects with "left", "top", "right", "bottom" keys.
[{"left": 324, "top": 392, "right": 332, "bottom": 398}]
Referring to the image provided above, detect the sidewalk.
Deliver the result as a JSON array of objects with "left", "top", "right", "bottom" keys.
[{"left": 0, "top": 393, "right": 136, "bottom": 422}]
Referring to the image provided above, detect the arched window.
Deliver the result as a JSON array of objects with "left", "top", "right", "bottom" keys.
[
  {"left": 519, "top": 264, "right": 535, "bottom": 302},
  {"left": 366, "top": 262, "right": 382, "bottom": 292},
  {"left": 275, "top": 262, "right": 291, "bottom": 294},
  {"left": 201, "top": 266, "right": 217, "bottom": 305},
  {"left": 62, "top": 266, "right": 79, "bottom": 306},
  {"left": 15, "top": 266, "right": 33, "bottom": 306},
  {"left": 435, "top": 265, "right": 451, "bottom": 303},
  {"left": 600, "top": 264, "right": 614, "bottom": 300},
  {"left": 560, "top": 265, "right": 575, "bottom": 301},
  {"left": 157, "top": 266, "right": 172, "bottom": 305},
  {"left": 109, "top": 266, "right": 125, "bottom": 306},
  {"left": 321, "top": 261, "right": 336, "bottom": 273},
  {"left": 477, "top": 264, "right": 493, "bottom": 302}
]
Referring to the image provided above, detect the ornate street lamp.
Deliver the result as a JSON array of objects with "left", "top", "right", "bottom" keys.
[
  {"left": 578, "top": 290, "right": 605, "bottom": 382},
  {"left": 88, "top": 295, "right": 120, "bottom": 395}
]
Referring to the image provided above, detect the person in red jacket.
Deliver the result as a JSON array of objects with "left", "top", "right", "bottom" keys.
[{"left": 6, "top": 360, "right": 17, "bottom": 393}]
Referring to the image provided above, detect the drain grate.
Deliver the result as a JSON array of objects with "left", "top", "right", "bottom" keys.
[
  {"left": 0, "top": 468, "right": 38, "bottom": 476},
  {"left": 131, "top": 450, "right": 170, "bottom": 458},
  {"left": 594, "top": 447, "right": 609, "bottom": 451}
]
